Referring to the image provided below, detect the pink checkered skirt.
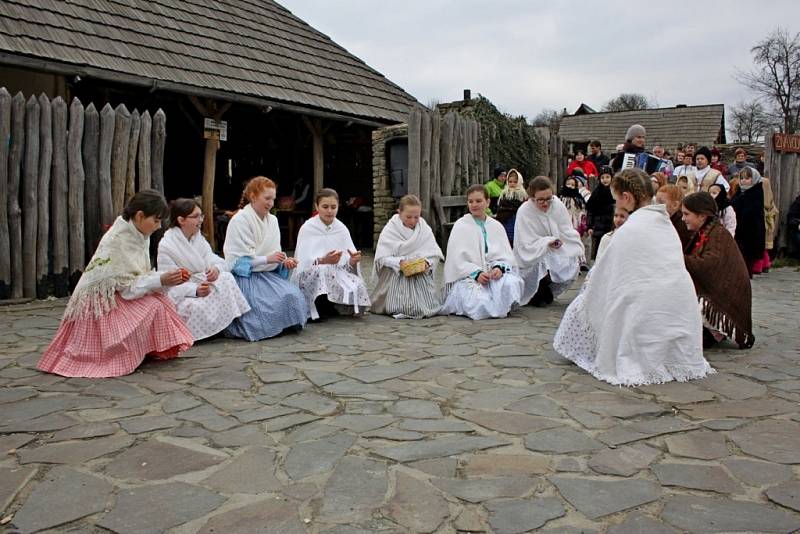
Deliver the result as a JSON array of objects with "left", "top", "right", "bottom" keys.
[{"left": 37, "top": 293, "right": 194, "bottom": 378}]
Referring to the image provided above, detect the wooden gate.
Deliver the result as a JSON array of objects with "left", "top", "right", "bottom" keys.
[{"left": 764, "top": 132, "right": 800, "bottom": 252}]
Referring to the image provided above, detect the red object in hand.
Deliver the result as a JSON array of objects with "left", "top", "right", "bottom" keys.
[{"left": 179, "top": 268, "right": 191, "bottom": 282}]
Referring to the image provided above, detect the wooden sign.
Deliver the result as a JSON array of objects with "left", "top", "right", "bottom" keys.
[
  {"left": 203, "top": 118, "right": 227, "bottom": 141},
  {"left": 773, "top": 132, "right": 800, "bottom": 153}
]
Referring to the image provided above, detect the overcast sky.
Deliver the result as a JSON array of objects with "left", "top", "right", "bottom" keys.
[{"left": 279, "top": 0, "right": 798, "bottom": 125}]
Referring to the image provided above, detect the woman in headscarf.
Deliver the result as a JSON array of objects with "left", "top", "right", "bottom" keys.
[
  {"left": 554, "top": 169, "right": 712, "bottom": 386},
  {"left": 586, "top": 167, "right": 615, "bottom": 260},
  {"left": 495, "top": 168, "right": 528, "bottom": 245},
  {"left": 682, "top": 192, "right": 754, "bottom": 349},
  {"left": 731, "top": 167, "right": 766, "bottom": 277}
]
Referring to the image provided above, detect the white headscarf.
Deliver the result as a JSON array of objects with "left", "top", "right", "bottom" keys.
[{"left": 499, "top": 168, "right": 528, "bottom": 202}]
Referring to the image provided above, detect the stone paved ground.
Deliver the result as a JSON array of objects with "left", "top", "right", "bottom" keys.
[{"left": 1, "top": 260, "right": 799, "bottom": 534}]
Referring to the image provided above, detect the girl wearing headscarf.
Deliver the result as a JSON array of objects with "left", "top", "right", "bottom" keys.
[
  {"left": 559, "top": 175, "right": 587, "bottom": 235},
  {"left": 495, "top": 168, "right": 528, "bottom": 245},
  {"left": 586, "top": 167, "right": 615, "bottom": 260},
  {"left": 682, "top": 192, "right": 754, "bottom": 350},
  {"left": 731, "top": 168, "right": 766, "bottom": 277},
  {"left": 707, "top": 184, "right": 736, "bottom": 236}
]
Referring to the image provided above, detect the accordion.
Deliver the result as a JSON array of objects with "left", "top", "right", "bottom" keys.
[{"left": 621, "top": 152, "right": 667, "bottom": 174}]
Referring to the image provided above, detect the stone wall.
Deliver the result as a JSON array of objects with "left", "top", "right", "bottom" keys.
[{"left": 372, "top": 124, "right": 407, "bottom": 245}]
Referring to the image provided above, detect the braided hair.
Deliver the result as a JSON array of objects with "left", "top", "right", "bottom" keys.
[{"left": 611, "top": 168, "right": 653, "bottom": 210}]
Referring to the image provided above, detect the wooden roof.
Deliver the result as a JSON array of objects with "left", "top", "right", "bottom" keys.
[
  {"left": 559, "top": 104, "right": 726, "bottom": 150},
  {"left": 0, "top": 0, "right": 418, "bottom": 124}
]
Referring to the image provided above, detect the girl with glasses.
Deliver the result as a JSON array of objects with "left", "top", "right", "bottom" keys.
[{"left": 157, "top": 198, "right": 251, "bottom": 341}]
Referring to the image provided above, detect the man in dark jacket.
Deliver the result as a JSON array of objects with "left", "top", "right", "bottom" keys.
[
  {"left": 587, "top": 140, "right": 609, "bottom": 169},
  {"left": 611, "top": 124, "right": 647, "bottom": 173}
]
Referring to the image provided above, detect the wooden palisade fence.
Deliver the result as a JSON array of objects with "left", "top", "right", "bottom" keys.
[
  {"left": 0, "top": 88, "right": 166, "bottom": 300},
  {"left": 406, "top": 108, "right": 484, "bottom": 239},
  {"left": 764, "top": 131, "right": 800, "bottom": 253}
]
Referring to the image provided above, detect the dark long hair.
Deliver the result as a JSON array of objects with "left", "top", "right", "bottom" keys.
[
  {"left": 122, "top": 189, "right": 169, "bottom": 221},
  {"left": 169, "top": 198, "right": 201, "bottom": 227}
]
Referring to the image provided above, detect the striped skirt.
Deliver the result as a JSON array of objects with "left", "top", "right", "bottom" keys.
[
  {"left": 371, "top": 268, "right": 441, "bottom": 319},
  {"left": 225, "top": 271, "right": 308, "bottom": 341}
]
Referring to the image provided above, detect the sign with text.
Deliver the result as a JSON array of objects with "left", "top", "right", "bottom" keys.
[
  {"left": 773, "top": 132, "right": 800, "bottom": 153},
  {"left": 204, "top": 118, "right": 228, "bottom": 141}
]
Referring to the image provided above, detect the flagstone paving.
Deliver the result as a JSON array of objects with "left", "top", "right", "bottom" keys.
[{"left": 0, "top": 264, "right": 799, "bottom": 533}]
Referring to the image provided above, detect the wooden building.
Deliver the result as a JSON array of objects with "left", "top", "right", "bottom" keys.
[
  {"left": 0, "top": 0, "right": 418, "bottom": 249},
  {"left": 559, "top": 104, "right": 726, "bottom": 155}
]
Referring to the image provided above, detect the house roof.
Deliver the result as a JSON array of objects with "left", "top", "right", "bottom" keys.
[
  {"left": 0, "top": 0, "right": 418, "bottom": 124},
  {"left": 559, "top": 104, "right": 726, "bottom": 150}
]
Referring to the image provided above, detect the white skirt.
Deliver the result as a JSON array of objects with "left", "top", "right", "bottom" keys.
[
  {"left": 519, "top": 254, "right": 579, "bottom": 305},
  {"left": 295, "top": 264, "right": 371, "bottom": 319},
  {"left": 440, "top": 272, "right": 523, "bottom": 320},
  {"left": 172, "top": 272, "right": 251, "bottom": 341}
]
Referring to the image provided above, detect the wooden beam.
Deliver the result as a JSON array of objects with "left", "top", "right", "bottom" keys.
[
  {"left": 196, "top": 98, "right": 230, "bottom": 249},
  {"left": 303, "top": 116, "right": 325, "bottom": 199}
]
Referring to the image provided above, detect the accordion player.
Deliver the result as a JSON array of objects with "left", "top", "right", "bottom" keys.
[{"left": 620, "top": 152, "right": 667, "bottom": 174}]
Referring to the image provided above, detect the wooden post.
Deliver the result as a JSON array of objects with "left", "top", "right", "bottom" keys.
[
  {"left": 430, "top": 112, "right": 441, "bottom": 228},
  {"left": 98, "top": 103, "right": 115, "bottom": 227},
  {"left": 0, "top": 88, "right": 10, "bottom": 299},
  {"left": 469, "top": 121, "right": 480, "bottom": 185},
  {"left": 83, "top": 103, "right": 100, "bottom": 256},
  {"left": 51, "top": 97, "right": 69, "bottom": 297},
  {"left": 111, "top": 104, "right": 131, "bottom": 214},
  {"left": 440, "top": 112, "right": 456, "bottom": 196},
  {"left": 190, "top": 98, "right": 230, "bottom": 249},
  {"left": 126, "top": 110, "right": 140, "bottom": 200},
  {"left": 407, "top": 109, "right": 421, "bottom": 196},
  {"left": 302, "top": 116, "right": 326, "bottom": 200},
  {"left": 68, "top": 97, "right": 86, "bottom": 284},
  {"left": 8, "top": 92, "right": 25, "bottom": 299},
  {"left": 460, "top": 119, "right": 469, "bottom": 190},
  {"left": 37, "top": 94, "right": 52, "bottom": 297},
  {"left": 137, "top": 110, "right": 152, "bottom": 190},
  {"left": 22, "top": 95, "right": 40, "bottom": 298},
  {"left": 453, "top": 116, "right": 464, "bottom": 194},
  {"left": 151, "top": 109, "right": 166, "bottom": 194},
  {"left": 420, "top": 110, "right": 432, "bottom": 217}
]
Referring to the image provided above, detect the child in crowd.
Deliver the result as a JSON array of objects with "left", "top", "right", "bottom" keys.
[
  {"left": 495, "top": 168, "right": 528, "bottom": 245},
  {"left": 656, "top": 184, "right": 693, "bottom": 249},
  {"left": 586, "top": 167, "right": 615, "bottom": 260},
  {"left": 554, "top": 169, "right": 712, "bottom": 386},
  {"left": 37, "top": 190, "right": 193, "bottom": 377},
  {"left": 595, "top": 205, "right": 629, "bottom": 261},
  {"left": 371, "top": 194, "right": 444, "bottom": 318},
  {"left": 223, "top": 176, "right": 308, "bottom": 340},
  {"left": 293, "top": 188, "right": 371, "bottom": 319},
  {"left": 731, "top": 167, "right": 767, "bottom": 277},
  {"left": 440, "top": 184, "right": 523, "bottom": 319},
  {"left": 559, "top": 175, "right": 588, "bottom": 235},
  {"left": 708, "top": 184, "right": 737, "bottom": 236},
  {"left": 514, "top": 176, "right": 584, "bottom": 307},
  {"left": 157, "top": 198, "right": 250, "bottom": 340},
  {"left": 649, "top": 172, "right": 667, "bottom": 201},
  {"left": 676, "top": 175, "right": 695, "bottom": 196},
  {"left": 682, "top": 192, "right": 754, "bottom": 349}
]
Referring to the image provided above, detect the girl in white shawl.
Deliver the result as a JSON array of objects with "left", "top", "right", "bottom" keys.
[
  {"left": 553, "top": 169, "right": 713, "bottom": 386},
  {"left": 440, "top": 185, "right": 524, "bottom": 320},
  {"left": 37, "top": 190, "right": 193, "bottom": 377},
  {"left": 223, "top": 177, "right": 308, "bottom": 340},
  {"left": 157, "top": 198, "right": 250, "bottom": 341},
  {"left": 371, "top": 195, "right": 444, "bottom": 318},
  {"left": 514, "top": 176, "right": 584, "bottom": 307},
  {"left": 293, "top": 188, "right": 370, "bottom": 320}
]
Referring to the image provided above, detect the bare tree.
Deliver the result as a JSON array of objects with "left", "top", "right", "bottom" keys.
[
  {"left": 729, "top": 101, "right": 770, "bottom": 142},
  {"left": 736, "top": 27, "right": 800, "bottom": 133},
  {"left": 531, "top": 108, "right": 566, "bottom": 132},
  {"left": 602, "top": 93, "right": 651, "bottom": 112}
]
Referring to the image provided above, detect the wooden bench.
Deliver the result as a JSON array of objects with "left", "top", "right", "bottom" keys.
[{"left": 432, "top": 194, "right": 466, "bottom": 249}]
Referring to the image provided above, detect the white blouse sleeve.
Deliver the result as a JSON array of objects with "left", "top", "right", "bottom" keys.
[{"left": 119, "top": 273, "right": 163, "bottom": 300}]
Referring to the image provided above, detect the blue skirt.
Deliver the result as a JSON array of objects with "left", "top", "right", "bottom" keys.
[{"left": 225, "top": 271, "right": 308, "bottom": 341}]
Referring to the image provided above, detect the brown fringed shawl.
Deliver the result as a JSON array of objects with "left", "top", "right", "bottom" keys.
[{"left": 684, "top": 220, "right": 755, "bottom": 348}]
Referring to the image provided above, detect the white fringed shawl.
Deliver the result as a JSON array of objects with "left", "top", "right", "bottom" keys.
[
  {"left": 513, "top": 197, "right": 584, "bottom": 268},
  {"left": 223, "top": 204, "right": 282, "bottom": 273},
  {"left": 374, "top": 214, "right": 443, "bottom": 271},
  {"left": 158, "top": 227, "right": 225, "bottom": 275},
  {"left": 443, "top": 214, "right": 515, "bottom": 284},
  {"left": 64, "top": 216, "right": 153, "bottom": 320}
]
